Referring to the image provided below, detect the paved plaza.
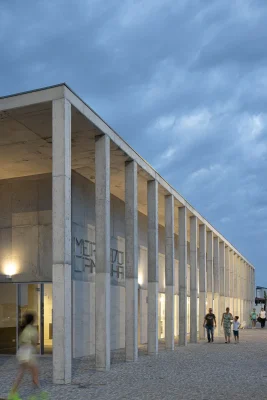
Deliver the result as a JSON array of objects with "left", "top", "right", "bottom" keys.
[{"left": 0, "top": 329, "right": 267, "bottom": 399}]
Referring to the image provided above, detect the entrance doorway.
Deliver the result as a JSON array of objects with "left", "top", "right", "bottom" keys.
[{"left": 0, "top": 282, "right": 52, "bottom": 355}]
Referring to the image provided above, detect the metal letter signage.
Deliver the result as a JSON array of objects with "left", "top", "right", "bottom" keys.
[{"left": 73, "top": 237, "right": 125, "bottom": 281}]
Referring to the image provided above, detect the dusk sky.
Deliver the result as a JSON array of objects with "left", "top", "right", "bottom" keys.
[{"left": 1, "top": 0, "right": 266, "bottom": 286}]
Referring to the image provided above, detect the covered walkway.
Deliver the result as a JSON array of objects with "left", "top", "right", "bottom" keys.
[{"left": 1, "top": 328, "right": 267, "bottom": 399}]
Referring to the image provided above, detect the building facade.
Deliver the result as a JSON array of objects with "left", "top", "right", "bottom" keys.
[{"left": 0, "top": 84, "right": 255, "bottom": 384}]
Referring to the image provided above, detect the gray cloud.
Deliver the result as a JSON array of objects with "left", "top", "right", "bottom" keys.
[{"left": 1, "top": 0, "right": 267, "bottom": 284}]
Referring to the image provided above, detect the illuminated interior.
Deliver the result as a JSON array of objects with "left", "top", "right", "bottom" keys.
[{"left": 0, "top": 283, "right": 52, "bottom": 354}]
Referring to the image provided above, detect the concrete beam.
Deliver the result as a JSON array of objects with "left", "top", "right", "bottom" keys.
[{"left": 0, "top": 84, "right": 65, "bottom": 111}]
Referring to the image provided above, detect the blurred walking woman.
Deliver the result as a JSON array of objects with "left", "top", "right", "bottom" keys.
[
  {"left": 9, "top": 312, "right": 39, "bottom": 399},
  {"left": 221, "top": 307, "right": 233, "bottom": 343}
]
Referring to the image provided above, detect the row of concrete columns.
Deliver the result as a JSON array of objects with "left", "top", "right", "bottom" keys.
[{"left": 51, "top": 100, "right": 255, "bottom": 384}]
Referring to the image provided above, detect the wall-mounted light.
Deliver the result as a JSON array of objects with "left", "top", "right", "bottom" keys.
[
  {"left": 3, "top": 261, "right": 17, "bottom": 279},
  {"left": 138, "top": 274, "right": 143, "bottom": 286}
]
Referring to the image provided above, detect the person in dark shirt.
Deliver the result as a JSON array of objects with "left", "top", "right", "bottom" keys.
[{"left": 203, "top": 308, "right": 216, "bottom": 343}]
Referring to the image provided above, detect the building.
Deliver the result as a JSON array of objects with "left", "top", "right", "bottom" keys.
[
  {"left": 0, "top": 84, "right": 255, "bottom": 384},
  {"left": 255, "top": 286, "right": 266, "bottom": 309}
]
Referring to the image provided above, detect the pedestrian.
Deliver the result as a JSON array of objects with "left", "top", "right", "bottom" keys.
[
  {"left": 203, "top": 308, "right": 216, "bottom": 343},
  {"left": 221, "top": 307, "right": 233, "bottom": 343},
  {"left": 250, "top": 308, "right": 257, "bottom": 328},
  {"left": 9, "top": 312, "right": 40, "bottom": 399},
  {"left": 259, "top": 308, "right": 266, "bottom": 328},
  {"left": 233, "top": 316, "right": 240, "bottom": 343}
]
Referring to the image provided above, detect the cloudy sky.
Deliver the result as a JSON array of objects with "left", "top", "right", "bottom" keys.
[{"left": 1, "top": 0, "right": 267, "bottom": 286}]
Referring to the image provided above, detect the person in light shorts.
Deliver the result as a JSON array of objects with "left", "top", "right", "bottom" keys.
[
  {"left": 233, "top": 316, "right": 240, "bottom": 343},
  {"left": 9, "top": 312, "right": 39, "bottom": 399}
]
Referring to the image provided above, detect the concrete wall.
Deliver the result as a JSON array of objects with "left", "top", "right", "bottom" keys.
[{"left": 0, "top": 174, "right": 52, "bottom": 282}]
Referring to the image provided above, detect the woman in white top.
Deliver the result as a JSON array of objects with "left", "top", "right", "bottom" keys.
[{"left": 259, "top": 308, "right": 266, "bottom": 328}]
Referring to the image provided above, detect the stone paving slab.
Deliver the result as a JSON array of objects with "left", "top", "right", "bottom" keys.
[{"left": 1, "top": 329, "right": 267, "bottom": 399}]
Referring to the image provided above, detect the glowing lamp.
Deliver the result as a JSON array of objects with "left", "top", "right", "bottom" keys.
[{"left": 4, "top": 262, "right": 17, "bottom": 278}]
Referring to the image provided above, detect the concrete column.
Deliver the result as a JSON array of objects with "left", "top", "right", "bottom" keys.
[
  {"left": 165, "top": 195, "right": 175, "bottom": 350},
  {"left": 244, "top": 263, "right": 247, "bottom": 319},
  {"left": 199, "top": 224, "right": 206, "bottom": 340},
  {"left": 219, "top": 242, "right": 225, "bottom": 333},
  {"left": 233, "top": 253, "right": 237, "bottom": 316},
  {"left": 248, "top": 266, "right": 251, "bottom": 311},
  {"left": 250, "top": 267, "right": 252, "bottom": 301},
  {"left": 125, "top": 161, "right": 138, "bottom": 361},
  {"left": 251, "top": 267, "right": 254, "bottom": 306},
  {"left": 245, "top": 262, "right": 249, "bottom": 323},
  {"left": 229, "top": 250, "right": 234, "bottom": 314},
  {"left": 52, "top": 98, "right": 72, "bottom": 384},
  {"left": 237, "top": 257, "right": 241, "bottom": 321},
  {"left": 225, "top": 247, "right": 230, "bottom": 310},
  {"left": 179, "top": 206, "right": 187, "bottom": 346},
  {"left": 253, "top": 268, "right": 255, "bottom": 306},
  {"left": 207, "top": 231, "right": 213, "bottom": 311},
  {"left": 213, "top": 237, "right": 220, "bottom": 331},
  {"left": 250, "top": 266, "right": 252, "bottom": 305},
  {"left": 251, "top": 268, "right": 254, "bottom": 312},
  {"left": 254, "top": 268, "right": 256, "bottom": 305},
  {"left": 244, "top": 263, "right": 246, "bottom": 322},
  {"left": 190, "top": 216, "right": 198, "bottom": 344},
  {"left": 244, "top": 262, "right": 247, "bottom": 322},
  {"left": 147, "top": 180, "right": 159, "bottom": 355},
  {"left": 249, "top": 265, "right": 252, "bottom": 315},
  {"left": 247, "top": 264, "right": 252, "bottom": 315},
  {"left": 95, "top": 134, "right": 111, "bottom": 371},
  {"left": 251, "top": 267, "right": 254, "bottom": 310}
]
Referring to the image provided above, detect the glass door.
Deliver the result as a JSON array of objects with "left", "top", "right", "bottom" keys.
[
  {"left": 0, "top": 283, "right": 17, "bottom": 354},
  {"left": 18, "top": 284, "right": 41, "bottom": 353},
  {"left": 0, "top": 283, "right": 53, "bottom": 356},
  {"left": 18, "top": 283, "right": 53, "bottom": 355}
]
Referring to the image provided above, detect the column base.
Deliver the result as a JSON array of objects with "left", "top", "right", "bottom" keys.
[
  {"left": 126, "top": 277, "right": 138, "bottom": 362},
  {"left": 148, "top": 281, "right": 158, "bottom": 355},
  {"left": 179, "top": 289, "right": 187, "bottom": 346},
  {"left": 165, "top": 285, "right": 174, "bottom": 351},
  {"left": 95, "top": 272, "right": 110, "bottom": 371},
  {"left": 53, "top": 263, "right": 72, "bottom": 385},
  {"left": 199, "top": 292, "right": 206, "bottom": 340}
]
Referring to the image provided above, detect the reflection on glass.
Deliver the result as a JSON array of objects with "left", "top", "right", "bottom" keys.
[
  {"left": 0, "top": 283, "right": 17, "bottom": 354},
  {"left": 43, "top": 284, "right": 53, "bottom": 354}
]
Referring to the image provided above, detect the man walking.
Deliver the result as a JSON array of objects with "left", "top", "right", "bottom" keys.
[
  {"left": 203, "top": 308, "right": 216, "bottom": 343},
  {"left": 259, "top": 308, "right": 266, "bottom": 328}
]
